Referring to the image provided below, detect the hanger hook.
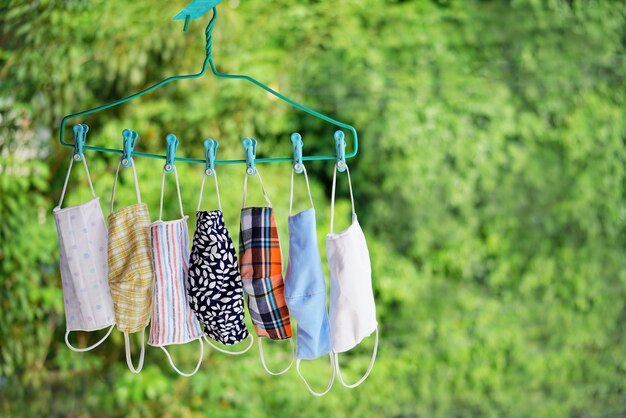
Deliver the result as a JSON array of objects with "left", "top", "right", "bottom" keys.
[
  {"left": 203, "top": 138, "right": 218, "bottom": 176},
  {"left": 291, "top": 132, "right": 303, "bottom": 174},
  {"left": 242, "top": 138, "right": 257, "bottom": 175},
  {"left": 164, "top": 133, "right": 179, "bottom": 172},
  {"left": 334, "top": 130, "right": 347, "bottom": 172},
  {"left": 121, "top": 129, "right": 138, "bottom": 167}
]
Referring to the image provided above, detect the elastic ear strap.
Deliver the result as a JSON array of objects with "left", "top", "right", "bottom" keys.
[
  {"left": 334, "top": 327, "right": 379, "bottom": 389},
  {"left": 81, "top": 157, "right": 97, "bottom": 199},
  {"left": 258, "top": 337, "right": 295, "bottom": 376},
  {"left": 202, "top": 332, "right": 254, "bottom": 355},
  {"left": 110, "top": 158, "right": 142, "bottom": 214},
  {"left": 56, "top": 158, "right": 75, "bottom": 210},
  {"left": 242, "top": 171, "right": 272, "bottom": 209},
  {"left": 344, "top": 165, "right": 355, "bottom": 214},
  {"left": 64, "top": 324, "right": 114, "bottom": 352},
  {"left": 198, "top": 172, "right": 222, "bottom": 212},
  {"left": 124, "top": 330, "right": 146, "bottom": 374},
  {"left": 160, "top": 338, "right": 204, "bottom": 377},
  {"left": 289, "top": 166, "right": 314, "bottom": 216},
  {"left": 296, "top": 353, "right": 336, "bottom": 397},
  {"left": 159, "top": 166, "right": 185, "bottom": 220},
  {"left": 110, "top": 161, "right": 122, "bottom": 213},
  {"left": 329, "top": 165, "right": 338, "bottom": 233}
]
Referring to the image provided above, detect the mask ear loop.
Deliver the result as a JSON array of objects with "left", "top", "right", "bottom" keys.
[
  {"left": 334, "top": 327, "right": 379, "bottom": 389},
  {"left": 257, "top": 337, "right": 295, "bottom": 376},
  {"left": 242, "top": 170, "right": 272, "bottom": 209},
  {"left": 124, "top": 329, "right": 146, "bottom": 374},
  {"left": 159, "top": 339, "right": 204, "bottom": 377},
  {"left": 55, "top": 156, "right": 97, "bottom": 211},
  {"left": 158, "top": 165, "right": 185, "bottom": 221},
  {"left": 202, "top": 332, "right": 254, "bottom": 355},
  {"left": 289, "top": 165, "right": 314, "bottom": 216},
  {"left": 110, "top": 158, "right": 142, "bottom": 214},
  {"left": 296, "top": 353, "right": 336, "bottom": 397},
  {"left": 64, "top": 324, "right": 115, "bottom": 352},
  {"left": 329, "top": 164, "right": 356, "bottom": 234},
  {"left": 197, "top": 171, "right": 223, "bottom": 212}
]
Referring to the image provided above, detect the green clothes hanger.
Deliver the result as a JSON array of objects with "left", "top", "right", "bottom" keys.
[{"left": 58, "top": 0, "right": 358, "bottom": 167}]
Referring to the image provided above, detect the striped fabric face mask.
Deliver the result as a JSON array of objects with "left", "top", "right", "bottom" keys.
[
  {"left": 239, "top": 170, "right": 294, "bottom": 375},
  {"left": 54, "top": 155, "right": 115, "bottom": 352},
  {"left": 148, "top": 166, "right": 204, "bottom": 377},
  {"left": 327, "top": 164, "right": 378, "bottom": 389},
  {"left": 284, "top": 166, "right": 334, "bottom": 396},
  {"left": 108, "top": 158, "right": 155, "bottom": 374},
  {"left": 188, "top": 169, "right": 254, "bottom": 355}
]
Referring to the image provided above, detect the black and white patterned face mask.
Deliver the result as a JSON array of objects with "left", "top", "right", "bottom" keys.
[{"left": 187, "top": 170, "right": 254, "bottom": 355}]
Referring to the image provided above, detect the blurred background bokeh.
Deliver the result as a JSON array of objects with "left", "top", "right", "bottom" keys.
[{"left": 1, "top": 0, "right": 626, "bottom": 417}]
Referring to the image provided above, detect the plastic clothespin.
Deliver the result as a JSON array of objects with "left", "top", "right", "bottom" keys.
[
  {"left": 72, "top": 124, "right": 89, "bottom": 161},
  {"left": 291, "top": 132, "right": 304, "bottom": 174},
  {"left": 203, "top": 139, "right": 218, "bottom": 176},
  {"left": 121, "top": 129, "right": 138, "bottom": 167},
  {"left": 334, "top": 130, "right": 347, "bottom": 172},
  {"left": 173, "top": 0, "right": 223, "bottom": 31},
  {"left": 164, "top": 134, "right": 178, "bottom": 172},
  {"left": 242, "top": 138, "right": 257, "bottom": 175}
]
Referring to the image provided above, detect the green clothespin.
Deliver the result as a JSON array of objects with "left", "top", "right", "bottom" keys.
[
  {"left": 121, "top": 129, "right": 138, "bottom": 167},
  {"left": 291, "top": 132, "right": 304, "bottom": 174},
  {"left": 204, "top": 139, "right": 218, "bottom": 176},
  {"left": 164, "top": 134, "right": 178, "bottom": 172},
  {"left": 242, "top": 138, "right": 257, "bottom": 175},
  {"left": 334, "top": 130, "right": 347, "bottom": 172},
  {"left": 72, "top": 124, "right": 88, "bottom": 161}
]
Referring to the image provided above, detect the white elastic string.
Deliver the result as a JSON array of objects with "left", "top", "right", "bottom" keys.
[
  {"left": 158, "top": 166, "right": 185, "bottom": 221},
  {"left": 160, "top": 338, "right": 204, "bottom": 377},
  {"left": 334, "top": 327, "right": 379, "bottom": 389},
  {"left": 289, "top": 165, "right": 314, "bottom": 216},
  {"left": 242, "top": 171, "right": 272, "bottom": 208},
  {"left": 124, "top": 330, "right": 146, "bottom": 374},
  {"left": 64, "top": 324, "right": 115, "bottom": 353},
  {"left": 110, "top": 158, "right": 142, "bottom": 214},
  {"left": 329, "top": 164, "right": 356, "bottom": 234},
  {"left": 202, "top": 332, "right": 254, "bottom": 355},
  {"left": 258, "top": 337, "right": 295, "bottom": 376},
  {"left": 197, "top": 172, "right": 222, "bottom": 212},
  {"left": 56, "top": 157, "right": 97, "bottom": 210},
  {"left": 296, "top": 353, "right": 336, "bottom": 397}
]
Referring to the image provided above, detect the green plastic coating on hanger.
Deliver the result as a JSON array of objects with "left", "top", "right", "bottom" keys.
[{"left": 58, "top": 6, "right": 358, "bottom": 166}]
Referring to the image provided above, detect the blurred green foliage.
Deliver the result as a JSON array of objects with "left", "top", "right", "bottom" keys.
[{"left": 1, "top": 0, "right": 626, "bottom": 417}]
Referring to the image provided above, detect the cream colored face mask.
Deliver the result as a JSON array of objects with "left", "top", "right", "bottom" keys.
[
  {"left": 107, "top": 158, "right": 155, "bottom": 373},
  {"left": 327, "top": 164, "right": 379, "bottom": 389}
]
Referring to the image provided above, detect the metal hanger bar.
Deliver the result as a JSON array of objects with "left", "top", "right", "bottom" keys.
[{"left": 59, "top": 7, "right": 358, "bottom": 164}]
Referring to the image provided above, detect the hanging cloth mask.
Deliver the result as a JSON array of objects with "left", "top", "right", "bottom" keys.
[
  {"left": 284, "top": 165, "right": 334, "bottom": 396},
  {"left": 239, "top": 170, "right": 294, "bottom": 375},
  {"left": 108, "top": 158, "right": 155, "bottom": 374},
  {"left": 53, "top": 155, "right": 116, "bottom": 352},
  {"left": 188, "top": 170, "right": 254, "bottom": 355},
  {"left": 148, "top": 166, "right": 205, "bottom": 376},
  {"left": 327, "top": 164, "right": 379, "bottom": 389}
]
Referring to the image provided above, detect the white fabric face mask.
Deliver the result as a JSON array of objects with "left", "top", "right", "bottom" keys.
[
  {"left": 53, "top": 156, "right": 116, "bottom": 352},
  {"left": 326, "top": 164, "right": 379, "bottom": 389}
]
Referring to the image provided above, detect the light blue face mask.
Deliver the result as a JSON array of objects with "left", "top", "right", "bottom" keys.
[{"left": 284, "top": 166, "right": 334, "bottom": 396}]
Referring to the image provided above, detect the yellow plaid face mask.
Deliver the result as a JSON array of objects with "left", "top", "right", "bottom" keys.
[{"left": 108, "top": 158, "right": 155, "bottom": 374}]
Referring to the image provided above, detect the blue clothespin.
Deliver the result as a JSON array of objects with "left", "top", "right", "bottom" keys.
[
  {"left": 242, "top": 138, "right": 257, "bottom": 175},
  {"left": 164, "top": 134, "right": 178, "bottom": 172},
  {"left": 121, "top": 129, "right": 138, "bottom": 167},
  {"left": 204, "top": 138, "right": 218, "bottom": 176},
  {"left": 291, "top": 132, "right": 304, "bottom": 174},
  {"left": 72, "top": 124, "right": 88, "bottom": 161},
  {"left": 334, "top": 130, "right": 347, "bottom": 172}
]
